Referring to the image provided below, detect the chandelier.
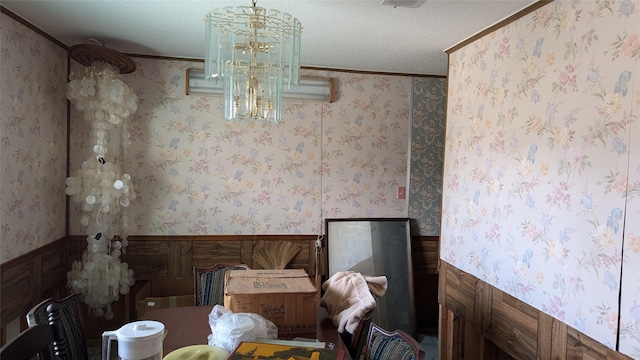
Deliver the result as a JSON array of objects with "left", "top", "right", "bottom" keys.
[{"left": 204, "top": 0, "right": 302, "bottom": 122}]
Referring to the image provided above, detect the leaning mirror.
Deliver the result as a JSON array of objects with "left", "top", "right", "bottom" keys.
[{"left": 325, "top": 218, "right": 415, "bottom": 336}]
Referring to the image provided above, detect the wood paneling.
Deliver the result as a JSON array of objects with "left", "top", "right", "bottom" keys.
[
  {"left": 4, "top": 234, "right": 435, "bottom": 343},
  {"left": 438, "top": 305, "right": 453, "bottom": 360},
  {"left": 438, "top": 261, "right": 633, "bottom": 360},
  {"left": 192, "top": 240, "right": 244, "bottom": 269},
  {"left": 1, "top": 260, "right": 33, "bottom": 325},
  {"left": 287, "top": 243, "right": 314, "bottom": 274},
  {"left": 412, "top": 236, "right": 439, "bottom": 274},
  {"left": 463, "top": 321, "right": 483, "bottom": 359},
  {"left": 0, "top": 238, "right": 66, "bottom": 336},
  {"left": 240, "top": 240, "right": 254, "bottom": 266},
  {"left": 177, "top": 241, "right": 193, "bottom": 277},
  {"left": 415, "top": 273, "right": 439, "bottom": 332},
  {"left": 412, "top": 236, "right": 440, "bottom": 332},
  {"left": 124, "top": 239, "right": 171, "bottom": 278},
  {"left": 87, "top": 236, "right": 322, "bottom": 338},
  {"left": 40, "top": 245, "right": 66, "bottom": 299},
  {"left": 537, "top": 311, "right": 568, "bottom": 360},
  {"left": 441, "top": 262, "right": 479, "bottom": 324},
  {"left": 489, "top": 290, "right": 538, "bottom": 360},
  {"left": 68, "top": 235, "right": 321, "bottom": 280},
  {"left": 566, "top": 327, "right": 631, "bottom": 360}
]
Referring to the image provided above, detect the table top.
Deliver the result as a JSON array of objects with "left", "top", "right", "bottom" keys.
[{"left": 141, "top": 306, "right": 353, "bottom": 360}]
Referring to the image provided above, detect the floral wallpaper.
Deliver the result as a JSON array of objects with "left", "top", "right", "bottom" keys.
[
  {"left": 68, "top": 59, "right": 412, "bottom": 236},
  {"left": 441, "top": 0, "right": 640, "bottom": 356},
  {"left": 2, "top": 9, "right": 447, "bottom": 266},
  {"left": 620, "top": 93, "right": 640, "bottom": 356},
  {"left": 1, "top": 14, "right": 68, "bottom": 262},
  {"left": 409, "top": 77, "right": 447, "bottom": 236}
]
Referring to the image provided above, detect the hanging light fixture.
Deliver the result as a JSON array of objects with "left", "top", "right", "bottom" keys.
[
  {"left": 64, "top": 42, "right": 137, "bottom": 318},
  {"left": 205, "top": 0, "right": 302, "bottom": 122}
]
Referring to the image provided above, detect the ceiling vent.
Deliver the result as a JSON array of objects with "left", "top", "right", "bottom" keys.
[{"left": 380, "top": 0, "right": 425, "bottom": 8}]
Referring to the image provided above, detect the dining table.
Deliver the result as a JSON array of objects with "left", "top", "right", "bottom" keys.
[{"left": 141, "top": 305, "right": 353, "bottom": 360}]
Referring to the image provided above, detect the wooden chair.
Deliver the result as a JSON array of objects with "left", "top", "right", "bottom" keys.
[
  {"left": 1, "top": 303, "right": 68, "bottom": 360},
  {"left": 193, "top": 263, "right": 250, "bottom": 306},
  {"left": 342, "top": 317, "right": 372, "bottom": 360},
  {"left": 26, "top": 293, "right": 87, "bottom": 360},
  {"left": 363, "top": 323, "right": 425, "bottom": 360}
]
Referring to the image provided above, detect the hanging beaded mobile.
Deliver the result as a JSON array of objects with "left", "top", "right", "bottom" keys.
[{"left": 64, "top": 42, "right": 137, "bottom": 318}]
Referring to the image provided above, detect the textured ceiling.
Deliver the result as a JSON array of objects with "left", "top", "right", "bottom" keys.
[{"left": 1, "top": 0, "right": 537, "bottom": 76}]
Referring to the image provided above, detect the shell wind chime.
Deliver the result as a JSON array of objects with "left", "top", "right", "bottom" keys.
[{"left": 64, "top": 42, "right": 138, "bottom": 318}]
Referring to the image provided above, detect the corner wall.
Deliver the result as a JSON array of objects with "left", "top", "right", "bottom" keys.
[
  {"left": 0, "top": 11, "right": 68, "bottom": 264},
  {"left": 442, "top": 0, "right": 640, "bottom": 357}
]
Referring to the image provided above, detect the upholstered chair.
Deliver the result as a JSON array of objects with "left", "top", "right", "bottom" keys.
[{"left": 363, "top": 323, "right": 425, "bottom": 360}]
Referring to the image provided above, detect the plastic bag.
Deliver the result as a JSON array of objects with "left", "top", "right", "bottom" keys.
[{"left": 207, "top": 305, "right": 278, "bottom": 352}]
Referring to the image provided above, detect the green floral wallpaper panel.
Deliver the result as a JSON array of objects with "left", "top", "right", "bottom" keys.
[{"left": 409, "top": 77, "right": 447, "bottom": 236}]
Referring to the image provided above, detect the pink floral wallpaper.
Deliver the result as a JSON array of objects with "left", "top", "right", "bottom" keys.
[
  {"left": 442, "top": 0, "right": 640, "bottom": 356},
  {"left": 67, "top": 60, "right": 412, "bottom": 236},
  {"left": 2, "top": 9, "right": 445, "bottom": 264},
  {"left": 620, "top": 80, "right": 640, "bottom": 356},
  {"left": 1, "top": 14, "right": 68, "bottom": 262}
]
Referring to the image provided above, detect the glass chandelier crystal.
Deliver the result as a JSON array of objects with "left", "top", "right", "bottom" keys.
[
  {"left": 65, "top": 60, "right": 137, "bottom": 318},
  {"left": 205, "top": 0, "right": 302, "bottom": 122}
]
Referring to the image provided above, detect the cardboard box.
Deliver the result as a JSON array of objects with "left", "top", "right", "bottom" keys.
[
  {"left": 224, "top": 269, "right": 318, "bottom": 335},
  {"left": 135, "top": 277, "right": 194, "bottom": 318}
]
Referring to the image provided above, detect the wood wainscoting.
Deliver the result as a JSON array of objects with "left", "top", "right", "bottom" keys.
[
  {"left": 0, "top": 237, "right": 67, "bottom": 345},
  {"left": 413, "top": 235, "right": 440, "bottom": 333},
  {"left": 67, "top": 234, "right": 324, "bottom": 339},
  {"left": 85, "top": 235, "right": 326, "bottom": 280},
  {"left": 2, "top": 234, "right": 441, "bottom": 343},
  {"left": 1, "top": 235, "right": 324, "bottom": 343},
  {"left": 438, "top": 260, "right": 632, "bottom": 360}
]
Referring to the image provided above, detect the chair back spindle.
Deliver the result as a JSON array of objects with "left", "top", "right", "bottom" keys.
[
  {"left": 48, "top": 303, "right": 69, "bottom": 360},
  {"left": 26, "top": 293, "right": 88, "bottom": 360},
  {"left": 1, "top": 300, "right": 70, "bottom": 360}
]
